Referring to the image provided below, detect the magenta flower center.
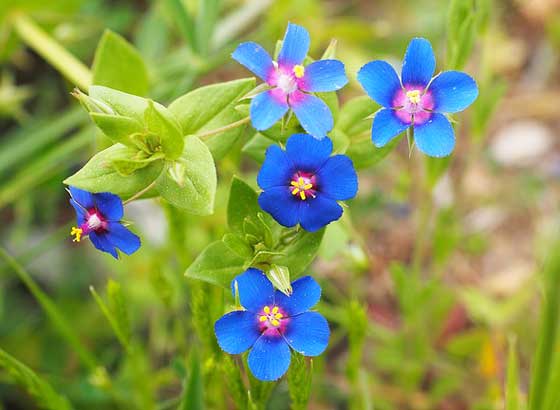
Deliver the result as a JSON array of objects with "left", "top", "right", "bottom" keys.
[
  {"left": 258, "top": 305, "right": 288, "bottom": 335},
  {"left": 290, "top": 172, "right": 316, "bottom": 201},
  {"left": 276, "top": 71, "right": 298, "bottom": 94},
  {"left": 392, "top": 86, "right": 435, "bottom": 125},
  {"left": 82, "top": 209, "right": 107, "bottom": 234}
]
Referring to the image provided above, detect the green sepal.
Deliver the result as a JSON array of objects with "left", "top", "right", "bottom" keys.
[
  {"left": 89, "top": 113, "right": 144, "bottom": 148},
  {"left": 144, "top": 100, "right": 184, "bottom": 160},
  {"left": 266, "top": 264, "right": 292, "bottom": 296}
]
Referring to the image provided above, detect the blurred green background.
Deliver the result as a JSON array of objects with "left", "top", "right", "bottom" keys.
[{"left": 1, "top": 0, "right": 560, "bottom": 409}]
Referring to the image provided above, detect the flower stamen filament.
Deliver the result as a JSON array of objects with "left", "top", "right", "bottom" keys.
[
  {"left": 290, "top": 176, "right": 314, "bottom": 201},
  {"left": 259, "top": 305, "right": 284, "bottom": 328},
  {"left": 293, "top": 64, "right": 305, "bottom": 78}
]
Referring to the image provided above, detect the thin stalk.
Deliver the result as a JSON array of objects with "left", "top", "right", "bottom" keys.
[
  {"left": 11, "top": 13, "right": 92, "bottom": 90},
  {"left": 123, "top": 179, "right": 158, "bottom": 205},
  {"left": 0, "top": 246, "right": 100, "bottom": 373},
  {"left": 196, "top": 117, "right": 250, "bottom": 140}
]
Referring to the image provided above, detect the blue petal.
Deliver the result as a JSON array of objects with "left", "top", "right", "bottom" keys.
[
  {"left": 106, "top": 222, "right": 141, "bottom": 255},
  {"left": 278, "top": 23, "right": 310, "bottom": 67},
  {"left": 232, "top": 42, "right": 275, "bottom": 83},
  {"left": 298, "top": 195, "right": 342, "bottom": 232},
  {"left": 285, "top": 133, "right": 332, "bottom": 171},
  {"left": 215, "top": 310, "right": 261, "bottom": 354},
  {"left": 414, "top": 113, "right": 455, "bottom": 157},
  {"left": 298, "top": 60, "right": 348, "bottom": 92},
  {"left": 248, "top": 333, "right": 291, "bottom": 381},
  {"left": 289, "top": 91, "right": 333, "bottom": 140},
  {"left": 89, "top": 231, "right": 118, "bottom": 259},
  {"left": 429, "top": 71, "right": 478, "bottom": 113},
  {"left": 69, "top": 186, "right": 94, "bottom": 209},
  {"left": 316, "top": 155, "right": 358, "bottom": 201},
  {"left": 357, "top": 60, "right": 402, "bottom": 108},
  {"left": 371, "top": 108, "right": 410, "bottom": 147},
  {"left": 257, "top": 145, "right": 294, "bottom": 190},
  {"left": 250, "top": 89, "right": 289, "bottom": 131},
  {"left": 70, "top": 199, "right": 87, "bottom": 225},
  {"left": 401, "top": 38, "right": 436, "bottom": 87},
  {"left": 274, "top": 276, "right": 321, "bottom": 317},
  {"left": 233, "top": 268, "right": 274, "bottom": 312},
  {"left": 258, "top": 187, "right": 300, "bottom": 228},
  {"left": 94, "top": 192, "right": 123, "bottom": 221},
  {"left": 283, "top": 312, "right": 329, "bottom": 356}
]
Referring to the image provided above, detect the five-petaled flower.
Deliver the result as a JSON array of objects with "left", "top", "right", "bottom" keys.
[
  {"left": 357, "top": 37, "right": 478, "bottom": 157},
  {"left": 257, "top": 133, "right": 358, "bottom": 232},
  {"left": 68, "top": 187, "right": 141, "bottom": 259},
  {"left": 232, "top": 22, "right": 348, "bottom": 140},
  {"left": 214, "top": 268, "right": 330, "bottom": 381}
]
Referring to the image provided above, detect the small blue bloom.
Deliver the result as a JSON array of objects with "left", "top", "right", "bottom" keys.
[
  {"left": 357, "top": 38, "right": 478, "bottom": 157},
  {"left": 232, "top": 22, "right": 348, "bottom": 140},
  {"left": 68, "top": 187, "right": 141, "bottom": 259},
  {"left": 257, "top": 133, "right": 358, "bottom": 232},
  {"left": 215, "top": 268, "right": 329, "bottom": 381}
]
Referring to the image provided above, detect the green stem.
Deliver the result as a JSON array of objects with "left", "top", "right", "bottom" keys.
[
  {"left": 196, "top": 116, "right": 250, "bottom": 140},
  {"left": 11, "top": 13, "right": 92, "bottom": 90},
  {"left": 0, "top": 246, "right": 101, "bottom": 373},
  {"left": 123, "top": 179, "right": 158, "bottom": 205}
]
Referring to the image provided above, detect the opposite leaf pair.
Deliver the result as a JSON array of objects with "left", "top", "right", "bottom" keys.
[{"left": 234, "top": 23, "right": 479, "bottom": 157}]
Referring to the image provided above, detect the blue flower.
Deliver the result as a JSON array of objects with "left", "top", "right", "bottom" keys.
[
  {"left": 214, "top": 268, "right": 329, "bottom": 381},
  {"left": 232, "top": 22, "right": 348, "bottom": 140},
  {"left": 257, "top": 134, "right": 358, "bottom": 232},
  {"left": 68, "top": 187, "right": 141, "bottom": 259},
  {"left": 357, "top": 38, "right": 478, "bottom": 157}
]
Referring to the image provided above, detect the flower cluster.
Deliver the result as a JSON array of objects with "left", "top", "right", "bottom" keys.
[
  {"left": 65, "top": 23, "right": 480, "bottom": 384},
  {"left": 214, "top": 268, "right": 329, "bottom": 381},
  {"left": 232, "top": 23, "right": 348, "bottom": 139},
  {"left": 357, "top": 38, "right": 478, "bottom": 157},
  {"left": 68, "top": 187, "right": 140, "bottom": 259},
  {"left": 257, "top": 133, "right": 358, "bottom": 232}
]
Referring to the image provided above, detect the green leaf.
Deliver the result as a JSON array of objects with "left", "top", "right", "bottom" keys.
[
  {"left": 185, "top": 240, "right": 246, "bottom": 288},
  {"left": 221, "top": 355, "right": 247, "bottom": 409},
  {"left": 92, "top": 30, "right": 149, "bottom": 96},
  {"left": 336, "top": 95, "right": 377, "bottom": 136},
  {"left": 144, "top": 100, "right": 184, "bottom": 160},
  {"left": 90, "top": 113, "right": 144, "bottom": 147},
  {"left": 89, "top": 85, "right": 149, "bottom": 122},
  {"left": 156, "top": 136, "right": 217, "bottom": 214},
  {"left": 273, "top": 229, "right": 325, "bottom": 279},
  {"left": 222, "top": 233, "right": 254, "bottom": 259},
  {"left": 0, "top": 348, "right": 74, "bottom": 410},
  {"left": 227, "top": 176, "right": 261, "bottom": 233},
  {"left": 63, "top": 144, "right": 164, "bottom": 199},
  {"left": 169, "top": 78, "right": 255, "bottom": 159},
  {"left": 178, "top": 352, "right": 204, "bottom": 410}
]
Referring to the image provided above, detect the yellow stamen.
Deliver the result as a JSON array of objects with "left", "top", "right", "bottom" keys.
[
  {"left": 292, "top": 187, "right": 300, "bottom": 195},
  {"left": 263, "top": 306, "right": 270, "bottom": 314},
  {"left": 406, "top": 89, "right": 421, "bottom": 104},
  {"left": 272, "top": 306, "right": 279, "bottom": 314},
  {"left": 275, "top": 313, "right": 283, "bottom": 319},
  {"left": 303, "top": 183, "right": 312, "bottom": 190},
  {"left": 70, "top": 227, "right": 83, "bottom": 242},
  {"left": 293, "top": 64, "right": 305, "bottom": 78},
  {"left": 300, "top": 191, "right": 306, "bottom": 200},
  {"left": 259, "top": 315, "right": 267, "bottom": 322},
  {"left": 290, "top": 180, "right": 299, "bottom": 187},
  {"left": 271, "top": 319, "right": 280, "bottom": 327}
]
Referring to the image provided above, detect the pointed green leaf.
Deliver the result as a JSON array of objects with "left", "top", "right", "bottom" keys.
[
  {"left": 89, "top": 85, "right": 149, "bottom": 122},
  {"left": 92, "top": 30, "right": 149, "bottom": 96},
  {"left": 227, "top": 177, "right": 261, "bottom": 233},
  {"left": 90, "top": 113, "right": 144, "bottom": 147},
  {"left": 156, "top": 136, "right": 217, "bottom": 214},
  {"left": 63, "top": 143, "right": 164, "bottom": 199},
  {"left": 185, "top": 240, "right": 246, "bottom": 288},
  {"left": 273, "top": 229, "right": 325, "bottom": 279},
  {"left": 169, "top": 78, "right": 255, "bottom": 159}
]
